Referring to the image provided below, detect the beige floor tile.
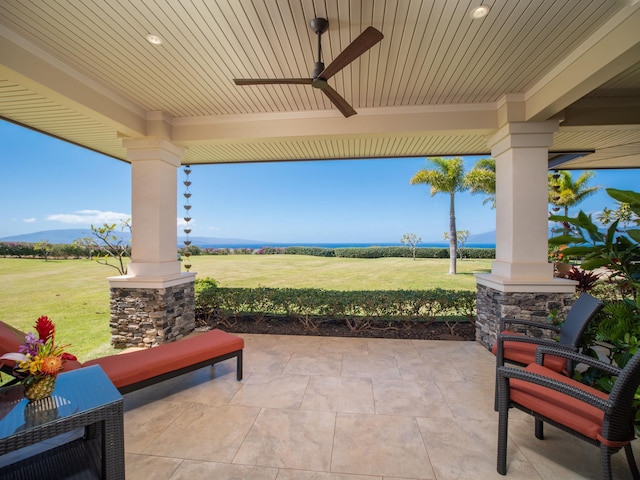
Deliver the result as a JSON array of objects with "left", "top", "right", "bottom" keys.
[
  {"left": 125, "top": 453, "right": 182, "bottom": 480},
  {"left": 436, "top": 379, "right": 496, "bottom": 420},
  {"left": 143, "top": 403, "right": 261, "bottom": 462},
  {"left": 331, "top": 413, "right": 435, "bottom": 479},
  {"left": 169, "top": 460, "right": 279, "bottom": 479},
  {"left": 267, "top": 334, "right": 325, "bottom": 354},
  {"left": 301, "top": 375, "right": 375, "bottom": 414},
  {"left": 123, "top": 398, "right": 188, "bottom": 453},
  {"left": 396, "top": 355, "right": 465, "bottom": 382},
  {"left": 372, "top": 378, "right": 453, "bottom": 418},
  {"left": 366, "top": 338, "right": 420, "bottom": 359},
  {"left": 230, "top": 372, "right": 309, "bottom": 408},
  {"left": 417, "top": 417, "right": 542, "bottom": 480},
  {"left": 342, "top": 352, "right": 401, "bottom": 379},
  {"left": 320, "top": 336, "right": 370, "bottom": 355},
  {"left": 158, "top": 367, "right": 244, "bottom": 405},
  {"left": 277, "top": 470, "right": 382, "bottom": 479},
  {"left": 283, "top": 351, "right": 344, "bottom": 376},
  {"left": 243, "top": 349, "right": 292, "bottom": 375},
  {"left": 233, "top": 408, "right": 336, "bottom": 471}
]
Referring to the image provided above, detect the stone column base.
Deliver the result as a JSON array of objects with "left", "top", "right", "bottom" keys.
[
  {"left": 475, "top": 282, "right": 575, "bottom": 350},
  {"left": 108, "top": 274, "right": 196, "bottom": 349}
]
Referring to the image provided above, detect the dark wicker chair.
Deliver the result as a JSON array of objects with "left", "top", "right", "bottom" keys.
[
  {"left": 493, "top": 293, "right": 603, "bottom": 409},
  {"left": 497, "top": 345, "right": 640, "bottom": 479}
]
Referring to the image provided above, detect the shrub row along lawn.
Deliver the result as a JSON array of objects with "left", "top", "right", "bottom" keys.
[
  {"left": 196, "top": 279, "right": 477, "bottom": 333},
  {"left": 0, "top": 256, "right": 492, "bottom": 361}
]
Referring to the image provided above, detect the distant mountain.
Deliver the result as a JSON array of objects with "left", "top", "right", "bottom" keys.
[
  {"left": 467, "top": 230, "right": 496, "bottom": 244},
  {"left": 0, "top": 229, "right": 102, "bottom": 244},
  {"left": 0, "top": 229, "right": 265, "bottom": 247}
]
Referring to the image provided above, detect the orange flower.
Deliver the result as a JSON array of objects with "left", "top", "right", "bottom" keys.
[{"left": 40, "top": 355, "right": 63, "bottom": 375}]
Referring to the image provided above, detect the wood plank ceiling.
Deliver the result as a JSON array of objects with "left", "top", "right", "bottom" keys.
[{"left": 1, "top": 0, "right": 639, "bottom": 168}]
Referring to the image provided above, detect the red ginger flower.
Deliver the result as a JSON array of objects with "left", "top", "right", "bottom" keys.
[{"left": 35, "top": 315, "right": 55, "bottom": 342}]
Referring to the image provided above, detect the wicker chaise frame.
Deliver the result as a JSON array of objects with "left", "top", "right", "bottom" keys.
[{"left": 497, "top": 345, "right": 640, "bottom": 479}]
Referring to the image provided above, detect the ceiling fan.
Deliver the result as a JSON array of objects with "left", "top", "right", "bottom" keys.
[{"left": 233, "top": 18, "right": 383, "bottom": 118}]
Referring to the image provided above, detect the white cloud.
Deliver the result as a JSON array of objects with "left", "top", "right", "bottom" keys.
[
  {"left": 177, "top": 217, "right": 195, "bottom": 227},
  {"left": 47, "top": 210, "right": 130, "bottom": 225},
  {"left": 23, "top": 218, "right": 37, "bottom": 223}
]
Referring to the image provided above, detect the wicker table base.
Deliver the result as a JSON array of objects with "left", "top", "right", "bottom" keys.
[{"left": 0, "top": 365, "right": 124, "bottom": 480}]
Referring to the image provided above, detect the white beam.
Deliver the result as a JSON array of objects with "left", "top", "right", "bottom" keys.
[{"left": 525, "top": 4, "right": 640, "bottom": 121}]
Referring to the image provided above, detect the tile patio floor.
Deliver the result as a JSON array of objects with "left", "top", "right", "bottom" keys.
[{"left": 123, "top": 334, "right": 639, "bottom": 480}]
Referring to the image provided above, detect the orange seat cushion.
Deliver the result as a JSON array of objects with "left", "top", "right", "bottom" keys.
[
  {"left": 0, "top": 321, "right": 26, "bottom": 371},
  {"left": 83, "top": 329, "right": 243, "bottom": 389},
  {"left": 509, "top": 363, "right": 615, "bottom": 444},
  {"left": 492, "top": 331, "right": 568, "bottom": 373}
]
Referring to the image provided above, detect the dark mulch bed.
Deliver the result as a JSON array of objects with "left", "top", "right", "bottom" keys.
[{"left": 201, "top": 315, "right": 476, "bottom": 341}]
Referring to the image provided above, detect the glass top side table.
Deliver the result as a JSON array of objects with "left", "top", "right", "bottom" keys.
[{"left": 0, "top": 365, "right": 124, "bottom": 479}]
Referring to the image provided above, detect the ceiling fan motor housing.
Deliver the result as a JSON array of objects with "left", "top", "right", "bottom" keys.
[{"left": 309, "top": 17, "right": 329, "bottom": 34}]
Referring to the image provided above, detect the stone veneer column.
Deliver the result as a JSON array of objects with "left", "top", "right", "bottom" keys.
[
  {"left": 108, "top": 136, "right": 196, "bottom": 348},
  {"left": 475, "top": 114, "right": 575, "bottom": 350}
]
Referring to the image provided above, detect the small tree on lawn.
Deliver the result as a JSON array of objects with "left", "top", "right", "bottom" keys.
[
  {"left": 443, "top": 230, "right": 470, "bottom": 260},
  {"left": 76, "top": 220, "right": 131, "bottom": 275},
  {"left": 34, "top": 240, "right": 52, "bottom": 261},
  {"left": 400, "top": 233, "right": 422, "bottom": 260}
]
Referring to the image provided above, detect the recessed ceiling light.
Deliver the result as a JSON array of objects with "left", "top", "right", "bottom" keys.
[
  {"left": 470, "top": 5, "right": 490, "bottom": 19},
  {"left": 145, "top": 34, "right": 163, "bottom": 45}
]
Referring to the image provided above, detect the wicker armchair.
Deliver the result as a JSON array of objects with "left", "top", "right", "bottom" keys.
[
  {"left": 493, "top": 293, "right": 603, "bottom": 409},
  {"left": 497, "top": 345, "right": 640, "bottom": 479}
]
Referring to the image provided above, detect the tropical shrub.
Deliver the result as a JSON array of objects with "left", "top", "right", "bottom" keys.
[{"left": 194, "top": 278, "right": 476, "bottom": 333}]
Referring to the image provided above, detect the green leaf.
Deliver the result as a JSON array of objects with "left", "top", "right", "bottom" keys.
[
  {"left": 607, "top": 188, "right": 640, "bottom": 206},
  {"left": 627, "top": 229, "right": 640, "bottom": 243},
  {"left": 548, "top": 235, "right": 583, "bottom": 245},
  {"left": 560, "top": 246, "right": 600, "bottom": 256},
  {"left": 604, "top": 221, "right": 619, "bottom": 249},
  {"left": 581, "top": 257, "right": 613, "bottom": 270}
]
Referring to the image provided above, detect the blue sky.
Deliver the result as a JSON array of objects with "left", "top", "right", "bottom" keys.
[{"left": 1, "top": 119, "right": 637, "bottom": 244}]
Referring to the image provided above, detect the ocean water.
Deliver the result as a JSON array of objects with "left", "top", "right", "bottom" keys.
[{"left": 196, "top": 242, "right": 496, "bottom": 249}]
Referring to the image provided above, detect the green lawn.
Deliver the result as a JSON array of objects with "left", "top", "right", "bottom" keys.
[
  {"left": 187, "top": 254, "right": 490, "bottom": 290},
  {"left": 0, "top": 256, "right": 491, "bottom": 361}
]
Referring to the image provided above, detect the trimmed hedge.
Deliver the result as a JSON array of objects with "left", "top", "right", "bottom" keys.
[
  {"left": 3, "top": 242, "right": 495, "bottom": 260},
  {"left": 0, "top": 242, "right": 91, "bottom": 258},
  {"left": 195, "top": 277, "right": 477, "bottom": 332}
]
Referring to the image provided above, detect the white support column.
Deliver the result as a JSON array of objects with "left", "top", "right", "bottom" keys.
[
  {"left": 476, "top": 121, "right": 575, "bottom": 294},
  {"left": 109, "top": 136, "right": 194, "bottom": 287},
  {"left": 107, "top": 135, "right": 196, "bottom": 347},
  {"left": 474, "top": 120, "right": 577, "bottom": 349}
]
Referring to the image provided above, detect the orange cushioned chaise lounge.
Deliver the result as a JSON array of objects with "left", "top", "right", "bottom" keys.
[{"left": 0, "top": 321, "right": 243, "bottom": 394}]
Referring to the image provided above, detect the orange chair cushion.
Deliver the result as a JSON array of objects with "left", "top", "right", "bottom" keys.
[
  {"left": 83, "top": 329, "right": 244, "bottom": 389},
  {"left": 510, "top": 363, "right": 612, "bottom": 443},
  {"left": 492, "top": 331, "right": 568, "bottom": 373}
]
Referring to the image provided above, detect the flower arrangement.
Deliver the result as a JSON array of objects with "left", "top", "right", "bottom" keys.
[{"left": 1, "top": 316, "right": 76, "bottom": 400}]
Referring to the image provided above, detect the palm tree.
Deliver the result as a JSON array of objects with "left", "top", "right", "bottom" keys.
[
  {"left": 549, "top": 170, "right": 600, "bottom": 234},
  {"left": 410, "top": 157, "right": 468, "bottom": 274},
  {"left": 466, "top": 158, "right": 496, "bottom": 208}
]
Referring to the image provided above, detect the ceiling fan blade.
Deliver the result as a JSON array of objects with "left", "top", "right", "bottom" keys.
[
  {"left": 321, "top": 85, "right": 357, "bottom": 118},
  {"left": 234, "top": 78, "right": 312, "bottom": 85},
  {"left": 320, "top": 27, "right": 383, "bottom": 80}
]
